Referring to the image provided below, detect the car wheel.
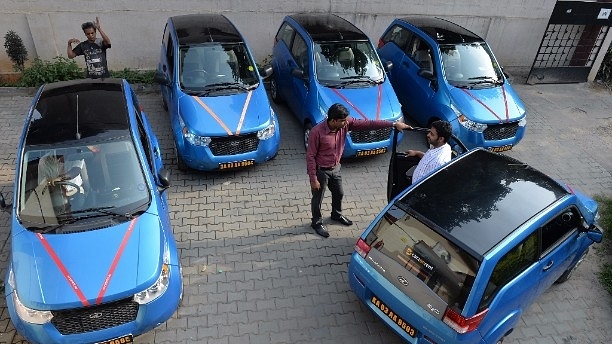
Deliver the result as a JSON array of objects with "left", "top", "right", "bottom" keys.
[
  {"left": 556, "top": 247, "right": 589, "bottom": 284},
  {"left": 174, "top": 143, "right": 189, "bottom": 171},
  {"left": 270, "top": 77, "right": 284, "bottom": 104},
  {"left": 303, "top": 122, "right": 313, "bottom": 150}
]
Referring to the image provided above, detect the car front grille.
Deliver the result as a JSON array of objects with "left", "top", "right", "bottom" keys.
[
  {"left": 51, "top": 298, "right": 139, "bottom": 335},
  {"left": 209, "top": 134, "right": 259, "bottom": 156},
  {"left": 484, "top": 122, "right": 519, "bottom": 141},
  {"left": 350, "top": 127, "right": 393, "bottom": 144}
]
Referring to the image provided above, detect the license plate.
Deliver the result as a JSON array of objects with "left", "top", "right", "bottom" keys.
[
  {"left": 356, "top": 147, "right": 387, "bottom": 157},
  {"left": 96, "top": 334, "right": 133, "bottom": 344},
  {"left": 489, "top": 145, "right": 512, "bottom": 153},
  {"left": 219, "top": 160, "right": 254, "bottom": 170},
  {"left": 370, "top": 295, "right": 416, "bottom": 337}
]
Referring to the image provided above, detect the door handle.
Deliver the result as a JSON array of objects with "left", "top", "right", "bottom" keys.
[{"left": 543, "top": 260, "right": 554, "bottom": 271}]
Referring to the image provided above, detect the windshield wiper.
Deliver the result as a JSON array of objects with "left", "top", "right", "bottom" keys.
[
  {"left": 205, "top": 82, "right": 250, "bottom": 91},
  {"left": 467, "top": 76, "right": 503, "bottom": 87},
  {"left": 329, "top": 76, "right": 379, "bottom": 88},
  {"left": 70, "top": 206, "right": 135, "bottom": 221}
]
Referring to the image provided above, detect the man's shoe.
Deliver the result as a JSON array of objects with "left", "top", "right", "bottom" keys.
[
  {"left": 331, "top": 215, "right": 353, "bottom": 226},
  {"left": 311, "top": 223, "right": 329, "bottom": 238}
]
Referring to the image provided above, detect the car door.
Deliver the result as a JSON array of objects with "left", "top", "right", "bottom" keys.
[
  {"left": 392, "top": 33, "right": 438, "bottom": 125},
  {"left": 272, "top": 22, "right": 296, "bottom": 104},
  {"left": 535, "top": 207, "right": 583, "bottom": 295},
  {"left": 286, "top": 33, "right": 310, "bottom": 122},
  {"left": 158, "top": 22, "right": 176, "bottom": 111}
]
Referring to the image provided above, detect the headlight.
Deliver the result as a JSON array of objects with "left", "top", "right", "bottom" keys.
[
  {"left": 133, "top": 241, "right": 171, "bottom": 304},
  {"left": 451, "top": 103, "right": 487, "bottom": 132},
  {"left": 518, "top": 116, "right": 527, "bottom": 127},
  {"left": 258, "top": 112, "right": 277, "bottom": 140},
  {"left": 180, "top": 116, "right": 211, "bottom": 146},
  {"left": 8, "top": 269, "right": 53, "bottom": 324}
]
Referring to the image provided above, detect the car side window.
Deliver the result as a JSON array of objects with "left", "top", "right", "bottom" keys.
[
  {"left": 130, "top": 90, "right": 154, "bottom": 172},
  {"left": 382, "top": 25, "right": 413, "bottom": 51},
  {"left": 276, "top": 22, "right": 295, "bottom": 48},
  {"left": 166, "top": 30, "right": 175, "bottom": 78},
  {"left": 291, "top": 34, "right": 308, "bottom": 69},
  {"left": 409, "top": 37, "right": 434, "bottom": 73},
  {"left": 479, "top": 232, "right": 538, "bottom": 311},
  {"left": 540, "top": 208, "right": 581, "bottom": 257}
]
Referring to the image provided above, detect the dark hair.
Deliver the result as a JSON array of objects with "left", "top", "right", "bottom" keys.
[
  {"left": 431, "top": 120, "right": 452, "bottom": 143},
  {"left": 327, "top": 103, "right": 349, "bottom": 121},
  {"left": 81, "top": 22, "right": 96, "bottom": 32}
]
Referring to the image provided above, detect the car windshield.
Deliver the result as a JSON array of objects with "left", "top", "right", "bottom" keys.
[
  {"left": 364, "top": 203, "right": 480, "bottom": 312},
  {"left": 179, "top": 43, "right": 259, "bottom": 91},
  {"left": 17, "top": 138, "right": 151, "bottom": 231},
  {"left": 440, "top": 42, "right": 504, "bottom": 88},
  {"left": 314, "top": 41, "right": 385, "bottom": 87}
]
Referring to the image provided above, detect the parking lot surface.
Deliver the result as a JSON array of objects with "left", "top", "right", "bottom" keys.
[{"left": 1, "top": 80, "right": 611, "bottom": 343}]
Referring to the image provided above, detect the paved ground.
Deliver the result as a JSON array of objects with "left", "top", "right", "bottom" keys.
[{"left": 0, "top": 80, "right": 611, "bottom": 344}]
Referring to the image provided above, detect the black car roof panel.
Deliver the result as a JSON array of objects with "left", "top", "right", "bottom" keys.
[
  {"left": 25, "top": 79, "right": 129, "bottom": 145},
  {"left": 289, "top": 13, "right": 368, "bottom": 42},
  {"left": 398, "top": 16, "right": 482, "bottom": 44},
  {"left": 398, "top": 149, "right": 570, "bottom": 256},
  {"left": 171, "top": 14, "right": 242, "bottom": 45}
]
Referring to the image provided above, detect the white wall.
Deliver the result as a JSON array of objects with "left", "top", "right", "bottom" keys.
[{"left": 0, "top": 0, "right": 558, "bottom": 74}]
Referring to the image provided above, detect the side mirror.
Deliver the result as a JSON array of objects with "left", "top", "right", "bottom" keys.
[
  {"left": 586, "top": 224, "right": 603, "bottom": 243},
  {"left": 157, "top": 168, "right": 171, "bottom": 191},
  {"left": 154, "top": 71, "right": 171, "bottom": 86}
]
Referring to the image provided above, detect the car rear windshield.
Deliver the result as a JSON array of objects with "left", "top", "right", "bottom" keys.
[{"left": 365, "top": 203, "right": 480, "bottom": 312}]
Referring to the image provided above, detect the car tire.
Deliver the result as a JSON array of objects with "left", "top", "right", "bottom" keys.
[
  {"left": 270, "top": 77, "right": 284, "bottom": 104},
  {"left": 303, "top": 122, "right": 313, "bottom": 151},
  {"left": 556, "top": 247, "right": 589, "bottom": 284}
]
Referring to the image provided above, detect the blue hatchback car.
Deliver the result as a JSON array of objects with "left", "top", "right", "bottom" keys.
[
  {"left": 2, "top": 79, "right": 183, "bottom": 344},
  {"left": 155, "top": 14, "right": 280, "bottom": 171},
  {"left": 349, "top": 147, "right": 603, "bottom": 343},
  {"left": 377, "top": 17, "right": 527, "bottom": 152},
  {"left": 270, "top": 13, "right": 404, "bottom": 157}
]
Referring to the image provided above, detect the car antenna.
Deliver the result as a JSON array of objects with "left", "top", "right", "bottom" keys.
[{"left": 75, "top": 93, "right": 81, "bottom": 140}]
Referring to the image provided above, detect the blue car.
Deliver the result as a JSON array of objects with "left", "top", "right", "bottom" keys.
[
  {"left": 377, "top": 17, "right": 527, "bottom": 152},
  {"left": 155, "top": 14, "right": 280, "bottom": 171},
  {"left": 270, "top": 13, "right": 404, "bottom": 157},
  {"left": 1, "top": 79, "right": 183, "bottom": 344},
  {"left": 349, "top": 145, "right": 603, "bottom": 343}
]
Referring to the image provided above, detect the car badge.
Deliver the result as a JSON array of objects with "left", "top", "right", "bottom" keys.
[
  {"left": 89, "top": 312, "right": 103, "bottom": 319},
  {"left": 397, "top": 276, "right": 409, "bottom": 286}
]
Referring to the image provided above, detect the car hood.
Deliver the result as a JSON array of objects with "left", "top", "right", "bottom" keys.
[
  {"left": 179, "top": 87, "right": 270, "bottom": 136},
  {"left": 449, "top": 83, "right": 525, "bottom": 123},
  {"left": 319, "top": 83, "right": 400, "bottom": 121},
  {"left": 11, "top": 212, "right": 165, "bottom": 309}
]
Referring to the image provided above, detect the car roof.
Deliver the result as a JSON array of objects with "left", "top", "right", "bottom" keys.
[
  {"left": 397, "top": 16, "right": 483, "bottom": 45},
  {"left": 288, "top": 13, "right": 368, "bottom": 42},
  {"left": 397, "top": 149, "right": 570, "bottom": 257},
  {"left": 170, "top": 13, "right": 242, "bottom": 45},
  {"left": 25, "top": 79, "right": 130, "bottom": 145}
]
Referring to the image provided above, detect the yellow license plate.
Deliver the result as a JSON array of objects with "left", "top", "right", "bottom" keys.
[
  {"left": 489, "top": 145, "right": 512, "bottom": 153},
  {"left": 96, "top": 334, "right": 133, "bottom": 344},
  {"left": 370, "top": 295, "right": 416, "bottom": 337},
  {"left": 356, "top": 147, "right": 387, "bottom": 157},
  {"left": 219, "top": 160, "right": 255, "bottom": 170}
]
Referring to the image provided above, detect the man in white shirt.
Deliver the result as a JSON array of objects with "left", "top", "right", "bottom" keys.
[{"left": 407, "top": 120, "right": 453, "bottom": 183}]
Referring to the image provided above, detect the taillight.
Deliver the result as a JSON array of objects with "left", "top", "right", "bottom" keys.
[
  {"left": 354, "top": 238, "right": 371, "bottom": 258},
  {"left": 442, "top": 307, "right": 488, "bottom": 334},
  {"left": 378, "top": 38, "right": 385, "bottom": 48}
]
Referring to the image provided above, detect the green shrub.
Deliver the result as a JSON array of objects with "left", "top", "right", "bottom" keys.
[
  {"left": 110, "top": 68, "right": 155, "bottom": 84},
  {"left": 4, "top": 30, "right": 28, "bottom": 71},
  {"left": 18, "top": 57, "right": 83, "bottom": 87},
  {"left": 595, "top": 196, "right": 612, "bottom": 295}
]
